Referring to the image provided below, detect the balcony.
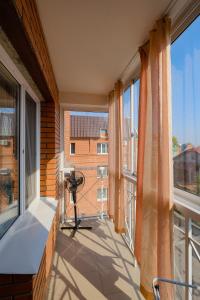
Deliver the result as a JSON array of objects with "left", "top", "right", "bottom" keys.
[
  {"left": 46, "top": 219, "right": 144, "bottom": 300},
  {"left": 0, "top": 1, "right": 200, "bottom": 300}
]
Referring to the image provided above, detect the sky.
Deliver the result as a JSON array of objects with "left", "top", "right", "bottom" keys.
[
  {"left": 70, "top": 111, "right": 108, "bottom": 117},
  {"left": 171, "top": 15, "right": 200, "bottom": 147}
]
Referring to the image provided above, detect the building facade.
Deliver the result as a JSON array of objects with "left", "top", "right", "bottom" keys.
[{"left": 64, "top": 112, "right": 109, "bottom": 218}]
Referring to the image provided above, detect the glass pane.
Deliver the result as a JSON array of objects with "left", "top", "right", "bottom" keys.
[
  {"left": 65, "top": 111, "right": 109, "bottom": 219},
  {"left": 173, "top": 210, "right": 186, "bottom": 299},
  {"left": 97, "top": 143, "right": 101, "bottom": 153},
  {"left": 25, "top": 93, "right": 37, "bottom": 208},
  {"left": 0, "top": 62, "right": 19, "bottom": 239},
  {"left": 133, "top": 80, "right": 140, "bottom": 174},
  {"left": 171, "top": 16, "right": 200, "bottom": 198},
  {"left": 192, "top": 220, "right": 200, "bottom": 299},
  {"left": 123, "top": 87, "right": 131, "bottom": 172}
]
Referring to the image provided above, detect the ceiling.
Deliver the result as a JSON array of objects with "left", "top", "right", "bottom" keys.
[{"left": 37, "top": 0, "right": 172, "bottom": 96}]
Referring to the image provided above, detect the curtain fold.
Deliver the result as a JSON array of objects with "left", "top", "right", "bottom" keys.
[
  {"left": 108, "top": 91, "right": 115, "bottom": 219},
  {"left": 134, "top": 45, "right": 148, "bottom": 266},
  {"left": 135, "top": 18, "right": 174, "bottom": 299},
  {"left": 108, "top": 81, "right": 125, "bottom": 233}
]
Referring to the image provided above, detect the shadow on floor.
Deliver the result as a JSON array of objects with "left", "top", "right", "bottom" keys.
[{"left": 46, "top": 219, "right": 144, "bottom": 300}]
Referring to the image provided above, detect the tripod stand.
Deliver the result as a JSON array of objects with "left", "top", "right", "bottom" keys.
[{"left": 61, "top": 190, "right": 92, "bottom": 236}]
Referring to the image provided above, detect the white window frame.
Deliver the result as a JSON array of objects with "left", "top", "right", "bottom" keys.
[
  {"left": 70, "top": 142, "right": 75, "bottom": 155},
  {"left": 97, "top": 187, "right": 108, "bottom": 201},
  {"left": 100, "top": 128, "right": 107, "bottom": 138},
  {"left": 97, "top": 166, "right": 108, "bottom": 178},
  {"left": 0, "top": 43, "right": 41, "bottom": 218},
  {"left": 97, "top": 143, "right": 108, "bottom": 154}
]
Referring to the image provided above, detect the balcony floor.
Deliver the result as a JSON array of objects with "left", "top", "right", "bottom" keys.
[{"left": 46, "top": 219, "right": 144, "bottom": 300}]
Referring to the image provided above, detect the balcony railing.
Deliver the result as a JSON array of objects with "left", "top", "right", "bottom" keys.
[
  {"left": 174, "top": 201, "right": 200, "bottom": 300},
  {"left": 122, "top": 173, "right": 137, "bottom": 253},
  {"left": 122, "top": 172, "right": 200, "bottom": 300}
]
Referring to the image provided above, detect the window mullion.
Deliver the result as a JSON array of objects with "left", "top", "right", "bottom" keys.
[
  {"left": 20, "top": 86, "right": 26, "bottom": 215},
  {"left": 130, "top": 82, "right": 134, "bottom": 174}
]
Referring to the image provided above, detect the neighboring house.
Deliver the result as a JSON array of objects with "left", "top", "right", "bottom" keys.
[
  {"left": 173, "top": 147, "right": 200, "bottom": 195},
  {"left": 64, "top": 112, "right": 109, "bottom": 218},
  {"left": 0, "top": 112, "right": 16, "bottom": 212}
]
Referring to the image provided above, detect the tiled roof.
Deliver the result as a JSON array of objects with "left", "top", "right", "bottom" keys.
[{"left": 70, "top": 115, "right": 108, "bottom": 138}]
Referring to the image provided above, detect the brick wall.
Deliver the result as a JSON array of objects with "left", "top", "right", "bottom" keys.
[
  {"left": 0, "top": 207, "right": 59, "bottom": 300},
  {"left": 40, "top": 102, "right": 60, "bottom": 200}
]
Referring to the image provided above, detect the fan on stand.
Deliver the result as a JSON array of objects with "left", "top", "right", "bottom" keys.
[{"left": 61, "top": 170, "right": 92, "bottom": 235}]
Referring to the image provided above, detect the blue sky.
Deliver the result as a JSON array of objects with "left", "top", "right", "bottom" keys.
[
  {"left": 171, "top": 15, "right": 200, "bottom": 146},
  {"left": 70, "top": 111, "right": 108, "bottom": 117}
]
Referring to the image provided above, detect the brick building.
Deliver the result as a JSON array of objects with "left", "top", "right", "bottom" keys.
[{"left": 64, "top": 112, "right": 109, "bottom": 218}]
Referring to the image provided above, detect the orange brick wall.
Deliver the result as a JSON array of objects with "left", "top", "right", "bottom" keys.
[
  {"left": 64, "top": 112, "right": 109, "bottom": 218},
  {"left": 40, "top": 102, "right": 60, "bottom": 200},
  {"left": 0, "top": 206, "right": 59, "bottom": 300}
]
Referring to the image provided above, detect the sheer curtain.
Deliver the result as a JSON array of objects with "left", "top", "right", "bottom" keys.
[
  {"left": 135, "top": 18, "right": 174, "bottom": 299},
  {"left": 25, "top": 93, "right": 37, "bottom": 207},
  {"left": 108, "top": 81, "right": 125, "bottom": 233}
]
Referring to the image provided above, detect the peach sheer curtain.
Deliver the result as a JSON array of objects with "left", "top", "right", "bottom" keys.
[
  {"left": 135, "top": 18, "right": 174, "bottom": 299},
  {"left": 108, "top": 81, "right": 125, "bottom": 233}
]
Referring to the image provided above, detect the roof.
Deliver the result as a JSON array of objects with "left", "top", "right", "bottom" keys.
[
  {"left": 0, "top": 113, "right": 15, "bottom": 136},
  {"left": 70, "top": 115, "right": 108, "bottom": 138}
]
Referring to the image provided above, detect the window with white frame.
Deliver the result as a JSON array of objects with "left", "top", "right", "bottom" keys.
[
  {"left": 0, "top": 62, "right": 20, "bottom": 239},
  {"left": 70, "top": 142, "right": 75, "bottom": 155},
  {"left": 0, "top": 59, "right": 40, "bottom": 239},
  {"left": 97, "top": 187, "right": 108, "bottom": 201},
  {"left": 97, "top": 143, "right": 108, "bottom": 154},
  {"left": 100, "top": 128, "right": 107, "bottom": 138},
  {"left": 123, "top": 86, "right": 131, "bottom": 172},
  {"left": 172, "top": 15, "right": 200, "bottom": 198},
  {"left": 25, "top": 93, "right": 37, "bottom": 208},
  {"left": 69, "top": 192, "right": 74, "bottom": 204},
  {"left": 123, "top": 80, "right": 139, "bottom": 175},
  {"left": 97, "top": 166, "right": 108, "bottom": 178}
]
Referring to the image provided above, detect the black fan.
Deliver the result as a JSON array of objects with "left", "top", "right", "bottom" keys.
[{"left": 61, "top": 170, "right": 92, "bottom": 235}]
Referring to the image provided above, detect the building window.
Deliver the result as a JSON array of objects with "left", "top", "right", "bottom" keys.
[
  {"left": 0, "top": 62, "right": 20, "bottom": 239},
  {"left": 97, "top": 143, "right": 108, "bottom": 154},
  {"left": 100, "top": 128, "right": 107, "bottom": 138},
  {"left": 172, "top": 16, "right": 200, "bottom": 197},
  {"left": 97, "top": 166, "right": 108, "bottom": 178},
  {"left": 25, "top": 93, "right": 37, "bottom": 208},
  {"left": 69, "top": 193, "right": 74, "bottom": 204},
  {"left": 123, "top": 80, "right": 139, "bottom": 175},
  {"left": 70, "top": 143, "right": 75, "bottom": 155},
  {"left": 97, "top": 187, "right": 108, "bottom": 201}
]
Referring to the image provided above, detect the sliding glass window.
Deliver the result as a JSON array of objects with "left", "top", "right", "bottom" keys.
[
  {"left": 172, "top": 16, "right": 200, "bottom": 199},
  {"left": 25, "top": 93, "right": 37, "bottom": 208},
  {"left": 0, "top": 63, "right": 20, "bottom": 239},
  {"left": 123, "top": 86, "right": 131, "bottom": 172},
  {"left": 132, "top": 80, "right": 140, "bottom": 175}
]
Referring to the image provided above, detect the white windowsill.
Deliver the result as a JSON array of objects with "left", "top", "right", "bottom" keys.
[{"left": 0, "top": 197, "right": 58, "bottom": 274}]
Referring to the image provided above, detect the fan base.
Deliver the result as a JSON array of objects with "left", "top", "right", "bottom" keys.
[{"left": 61, "top": 219, "right": 92, "bottom": 237}]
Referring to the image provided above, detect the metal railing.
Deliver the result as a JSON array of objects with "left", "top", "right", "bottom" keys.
[
  {"left": 174, "top": 201, "right": 200, "bottom": 300},
  {"left": 122, "top": 173, "right": 200, "bottom": 300},
  {"left": 152, "top": 278, "right": 200, "bottom": 300},
  {"left": 122, "top": 173, "right": 137, "bottom": 252}
]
